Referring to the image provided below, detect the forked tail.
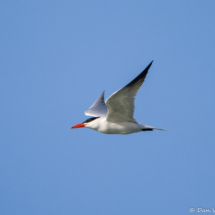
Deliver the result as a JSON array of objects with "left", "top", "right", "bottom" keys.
[{"left": 142, "top": 126, "right": 168, "bottom": 131}]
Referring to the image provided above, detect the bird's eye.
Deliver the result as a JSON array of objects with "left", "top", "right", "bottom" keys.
[{"left": 82, "top": 117, "right": 100, "bottom": 124}]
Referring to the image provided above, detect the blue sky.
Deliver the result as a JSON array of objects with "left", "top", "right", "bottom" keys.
[{"left": 0, "top": 0, "right": 215, "bottom": 214}]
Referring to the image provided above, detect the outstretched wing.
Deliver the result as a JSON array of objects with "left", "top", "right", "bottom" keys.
[
  {"left": 105, "top": 61, "right": 153, "bottom": 122},
  {"left": 85, "top": 91, "right": 108, "bottom": 117}
]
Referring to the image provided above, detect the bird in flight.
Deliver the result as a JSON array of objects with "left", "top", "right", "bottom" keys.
[{"left": 71, "top": 61, "right": 166, "bottom": 134}]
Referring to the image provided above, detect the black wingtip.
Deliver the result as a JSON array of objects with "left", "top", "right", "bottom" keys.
[
  {"left": 124, "top": 60, "right": 154, "bottom": 88},
  {"left": 142, "top": 60, "right": 153, "bottom": 73},
  {"left": 148, "top": 60, "right": 154, "bottom": 67}
]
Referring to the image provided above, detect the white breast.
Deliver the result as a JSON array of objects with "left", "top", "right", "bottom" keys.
[{"left": 86, "top": 117, "right": 143, "bottom": 134}]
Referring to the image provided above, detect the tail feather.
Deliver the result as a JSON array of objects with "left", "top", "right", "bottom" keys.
[
  {"left": 142, "top": 126, "right": 168, "bottom": 131},
  {"left": 152, "top": 127, "right": 168, "bottom": 131},
  {"left": 142, "top": 128, "right": 153, "bottom": 131}
]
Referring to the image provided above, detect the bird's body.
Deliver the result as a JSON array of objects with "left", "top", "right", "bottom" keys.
[
  {"left": 85, "top": 118, "right": 164, "bottom": 134},
  {"left": 85, "top": 118, "right": 142, "bottom": 134},
  {"left": 71, "top": 61, "right": 167, "bottom": 134}
]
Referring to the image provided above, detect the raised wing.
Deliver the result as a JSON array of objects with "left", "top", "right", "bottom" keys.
[
  {"left": 106, "top": 61, "right": 153, "bottom": 122},
  {"left": 85, "top": 91, "right": 108, "bottom": 117}
]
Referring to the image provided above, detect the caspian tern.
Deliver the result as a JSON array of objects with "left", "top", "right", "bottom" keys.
[{"left": 71, "top": 61, "right": 166, "bottom": 134}]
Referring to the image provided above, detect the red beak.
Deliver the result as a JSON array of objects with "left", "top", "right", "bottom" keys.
[{"left": 71, "top": 123, "right": 85, "bottom": 129}]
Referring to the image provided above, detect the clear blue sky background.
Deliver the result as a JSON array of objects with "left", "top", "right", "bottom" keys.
[{"left": 1, "top": 1, "right": 215, "bottom": 214}]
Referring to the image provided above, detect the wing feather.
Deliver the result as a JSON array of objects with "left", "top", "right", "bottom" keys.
[
  {"left": 105, "top": 61, "right": 153, "bottom": 122},
  {"left": 85, "top": 91, "right": 108, "bottom": 117}
]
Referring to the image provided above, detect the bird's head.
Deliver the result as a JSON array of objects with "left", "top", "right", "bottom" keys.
[{"left": 71, "top": 117, "right": 100, "bottom": 129}]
